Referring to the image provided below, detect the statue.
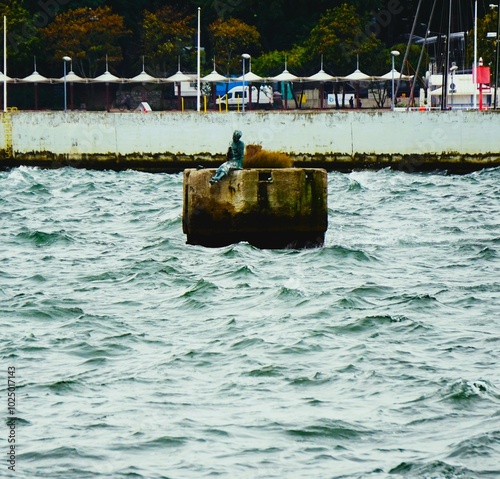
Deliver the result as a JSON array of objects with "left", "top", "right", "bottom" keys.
[{"left": 210, "top": 130, "right": 245, "bottom": 184}]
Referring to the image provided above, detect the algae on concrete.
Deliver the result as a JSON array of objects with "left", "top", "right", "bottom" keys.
[{"left": 183, "top": 168, "right": 328, "bottom": 249}]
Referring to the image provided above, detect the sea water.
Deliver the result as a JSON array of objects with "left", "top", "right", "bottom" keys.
[{"left": 0, "top": 166, "right": 499, "bottom": 479}]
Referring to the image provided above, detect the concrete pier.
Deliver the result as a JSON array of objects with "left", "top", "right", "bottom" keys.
[
  {"left": 183, "top": 168, "right": 328, "bottom": 248},
  {"left": 1, "top": 111, "right": 499, "bottom": 173}
]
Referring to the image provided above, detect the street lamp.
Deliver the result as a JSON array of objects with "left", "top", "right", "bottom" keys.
[
  {"left": 450, "top": 64, "right": 458, "bottom": 109},
  {"left": 241, "top": 53, "right": 250, "bottom": 112},
  {"left": 490, "top": 4, "right": 500, "bottom": 108},
  {"left": 391, "top": 50, "right": 400, "bottom": 111},
  {"left": 62, "top": 56, "right": 71, "bottom": 113}
]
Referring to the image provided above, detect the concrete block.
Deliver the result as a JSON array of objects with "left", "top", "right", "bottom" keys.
[{"left": 183, "top": 168, "right": 328, "bottom": 248}]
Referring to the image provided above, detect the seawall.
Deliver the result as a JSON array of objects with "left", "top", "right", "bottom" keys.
[{"left": 1, "top": 110, "right": 499, "bottom": 173}]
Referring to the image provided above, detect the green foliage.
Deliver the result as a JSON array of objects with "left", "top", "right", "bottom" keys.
[
  {"left": 41, "top": 6, "right": 131, "bottom": 78},
  {"left": 304, "top": 3, "right": 384, "bottom": 74},
  {"left": 253, "top": 45, "right": 307, "bottom": 77},
  {"left": 467, "top": 9, "right": 498, "bottom": 71},
  {"left": 2, "top": 0, "right": 490, "bottom": 90},
  {"left": 208, "top": 17, "right": 261, "bottom": 75},
  {"left": 141, "top": 6, "right": 195, "bottom": 75},
  {"left": 0, "top": 0, "right": 43, "bottom": 72}
]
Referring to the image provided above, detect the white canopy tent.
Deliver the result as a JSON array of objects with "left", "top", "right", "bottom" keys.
[
  {"left": 305, "top": 69, "right": 336, "bottom": 82},
  {"left": 233, "top": 68, "right": 265, "bottom": 110},
  {"left": 128, "top": 70, "right": 160, "bottom": 83},
  {"left": 18, "top": 60, "right": 50, "bottom": 110},
  {"left": 340, "top": 68, "right": 374, "bottom": 82},
  {"left": 128, "top": 58, "right": 160, "bottom": 84},
  {"left": 270, "top": 68, "right": 300, "bottom": 82},
  {"left": 53, "top": 70, "right": 88, "bottom": 83},
  {"left": 19, "top": 70, "right": 50, "bottom": 83},
  {"left": 270, "top": 63, "right": 300, "bottom": 109},
  {"left": 163, "top": 70, "right": 195, "bottom": 110},
  {"left": 91, "top": 68, "right": 127, "bottom": 111},
  {"left": 303, "top": 63, "right": 337, "bottom": 109},
  {"left": 201, "top": 70, "right": 228, "bottom": 82},
  {"left": 340, "top": 68, "right": 375, "bottom": 108},
  {"left": 0, "top": 71, "right": 13, "bottom": 83},
  {"left": 201, "top": 67, "right": 229, "bottom": 111},
  {"left": 376, "top": 69, "right": 413, "bottom": 81},
  {"left": 52, "top": 68, "right": 88, "bottom": 111}
]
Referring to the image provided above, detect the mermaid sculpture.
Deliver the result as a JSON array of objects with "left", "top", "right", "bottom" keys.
[{"left": 210, "top": 130, "right": 245, "bottom": 184}]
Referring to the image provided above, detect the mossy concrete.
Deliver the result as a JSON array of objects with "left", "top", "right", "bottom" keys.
[
  {"left": 1, "top": 110, "right": 499, "bottom": 173},
  {"left": 183, "top": 168, "right": 328, "bottom": 248}
]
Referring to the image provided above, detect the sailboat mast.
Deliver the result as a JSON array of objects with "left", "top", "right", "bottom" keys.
[
  {"left": 442, "top": 0, "right": 452, "bottom": 110},
  {"left": 396, "top": 0, "right": 423, "bottom": 101},
  {"left": 408, "top": 0, "right": 438, "bottom": 109},
  {"left": 473, "top": 0, "right": 477, "bottom": 109}
]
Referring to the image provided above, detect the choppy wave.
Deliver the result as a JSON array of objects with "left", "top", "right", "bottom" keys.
[{"left": 1, "top": 166, "right": 499, "bottom": 478}]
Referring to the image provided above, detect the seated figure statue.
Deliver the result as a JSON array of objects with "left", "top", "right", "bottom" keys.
[{"left": 210, "top": 130, "right": 245, "bottom": 184}]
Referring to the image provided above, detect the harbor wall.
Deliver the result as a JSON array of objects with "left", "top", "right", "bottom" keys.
[{"left": 1, "top": 110, "right": 499, "bottom": 172}]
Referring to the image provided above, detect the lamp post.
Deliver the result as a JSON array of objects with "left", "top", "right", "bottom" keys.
[
  {"left": 63, "top": 56, "right": 71, "bottom": 112},
  {"left": 241, "top": 53, "right": 250, "bottom": 112},
  {"left": 3, "top": 16, "right": 7, "bottom": 112},
  {"left": 490, "top": 4, "right": 500, "bottom": 108},
  {"left": 196, "top": 7, "right": 201, "bottom": 112},
  {"left": 391, "top": 50, "right": 400, "bottom": 111},
  {"left": 450, "top": 64, "right": 458, "bottom": 109},
  {"left": 474, "top": 0, "right": 478, "bottom": 108}
]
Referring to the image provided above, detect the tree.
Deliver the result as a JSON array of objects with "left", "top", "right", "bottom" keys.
[
  {"left": 254, "top": 44, "right": 307, "bottom": 77},
  {"left": 304, "top": 3, "right": 384, "bottom": 75},
  {"left": 0, "top": 0, "right": 42, "bottom": 74},
  {"left": 41, "top": 6, "right": 131, "bottom": 78},
  {"left": 141, "top": 6, "right": 196, "bottom": 75},
  {"left": 208, "top": 18, "right": 261, "bottom": 75},
  {"left": 466, "top": 9, "right": 498, "bottom": 72}
]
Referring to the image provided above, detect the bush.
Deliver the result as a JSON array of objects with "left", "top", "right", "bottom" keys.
[{"left": 244, "top": 144, "right": 293, "bottom": 168}]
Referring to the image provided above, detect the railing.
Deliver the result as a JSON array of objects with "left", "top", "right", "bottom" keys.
[{"left": 2, "top": 107, "right": 18, "bottom": 158}]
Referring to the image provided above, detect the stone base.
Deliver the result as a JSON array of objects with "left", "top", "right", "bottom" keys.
[{"left": 183, "top": 168, "right": 328, "bottom": 249}]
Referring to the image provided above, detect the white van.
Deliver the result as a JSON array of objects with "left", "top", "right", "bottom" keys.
[{"left": 216, "top": 85, "right": 273, "bottom": 109}]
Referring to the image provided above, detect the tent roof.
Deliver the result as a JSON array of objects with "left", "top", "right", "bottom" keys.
[
  {"left": 163, "top": 70, "right": 195, "bottom": 83},
  {"left": 91, "top": 70, "right": 126, "bottom": 83},
  {"left": 19, "top": 71, "right": 50, "bottom": 83},
  {"left": 0, "top": 71, "right": 13, "bottom": 82},
  {"left": 304, "top": 69, "right": 336, "bottom": 82},
  {"left": 202, "top": 70, "right": 228, "bottom": 82},
  {"left": 341, "top": 68, "right": 374, "bottom": 82},
  {"left": 53, "top": 71, "right": 88, "bottom": 83},
  {"left": 128, "top": 70, "right": 160, "bottom": 83},
  {"left": 234, "top": 71, "right": 264, "bottom": 82},
  {"left": 270, "top": 69, "right": 300, "bottom": 82},
  {"left": 376, "top": 69, "right": 413, "bottom": 81}
]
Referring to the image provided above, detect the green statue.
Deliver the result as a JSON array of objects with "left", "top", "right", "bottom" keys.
[{"left": 210, "top": 130, "right": 245, "bottom": 184}]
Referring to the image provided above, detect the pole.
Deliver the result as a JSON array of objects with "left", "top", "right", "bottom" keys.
[
  {"left": 478, "top": 57, "right": 484, "bottom": 110},
  {"left": 391, "top": 50, "right": 400, "bottom": 110},
  {"left": 495, "top": 5, "right": 500, "bottom": 108},
  {"left": 3, "top": 16, "right": 6, "bottom": 112},
  {"left": 241, "top": 53, "right": 250, "bottom": 113},
  {"left": 63, "top": 60, "right": 67, "bottom": 113},
  {"left": 442, "top": 0, "right": 452, "bottom": 110},
  {"left": 396, "top": 0, "right": 423, "bottom": 100},
  {"left": 408, "top": 0, "right": 437, "bottom": 110},
  {"left": 450, "top": 65, "right": 457, "bottom": 108},
  {"left": 392, "top": 55, "right": 395, "bottom": 110},
  {"left": 196, "top": 7, "right": 201, "bottom": 112},
  {"left": 242, "top": 57, "right": 246, "bottom": 113},
  {"left": 474, "top": 0, "right": 478, "bottom": 109}
]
